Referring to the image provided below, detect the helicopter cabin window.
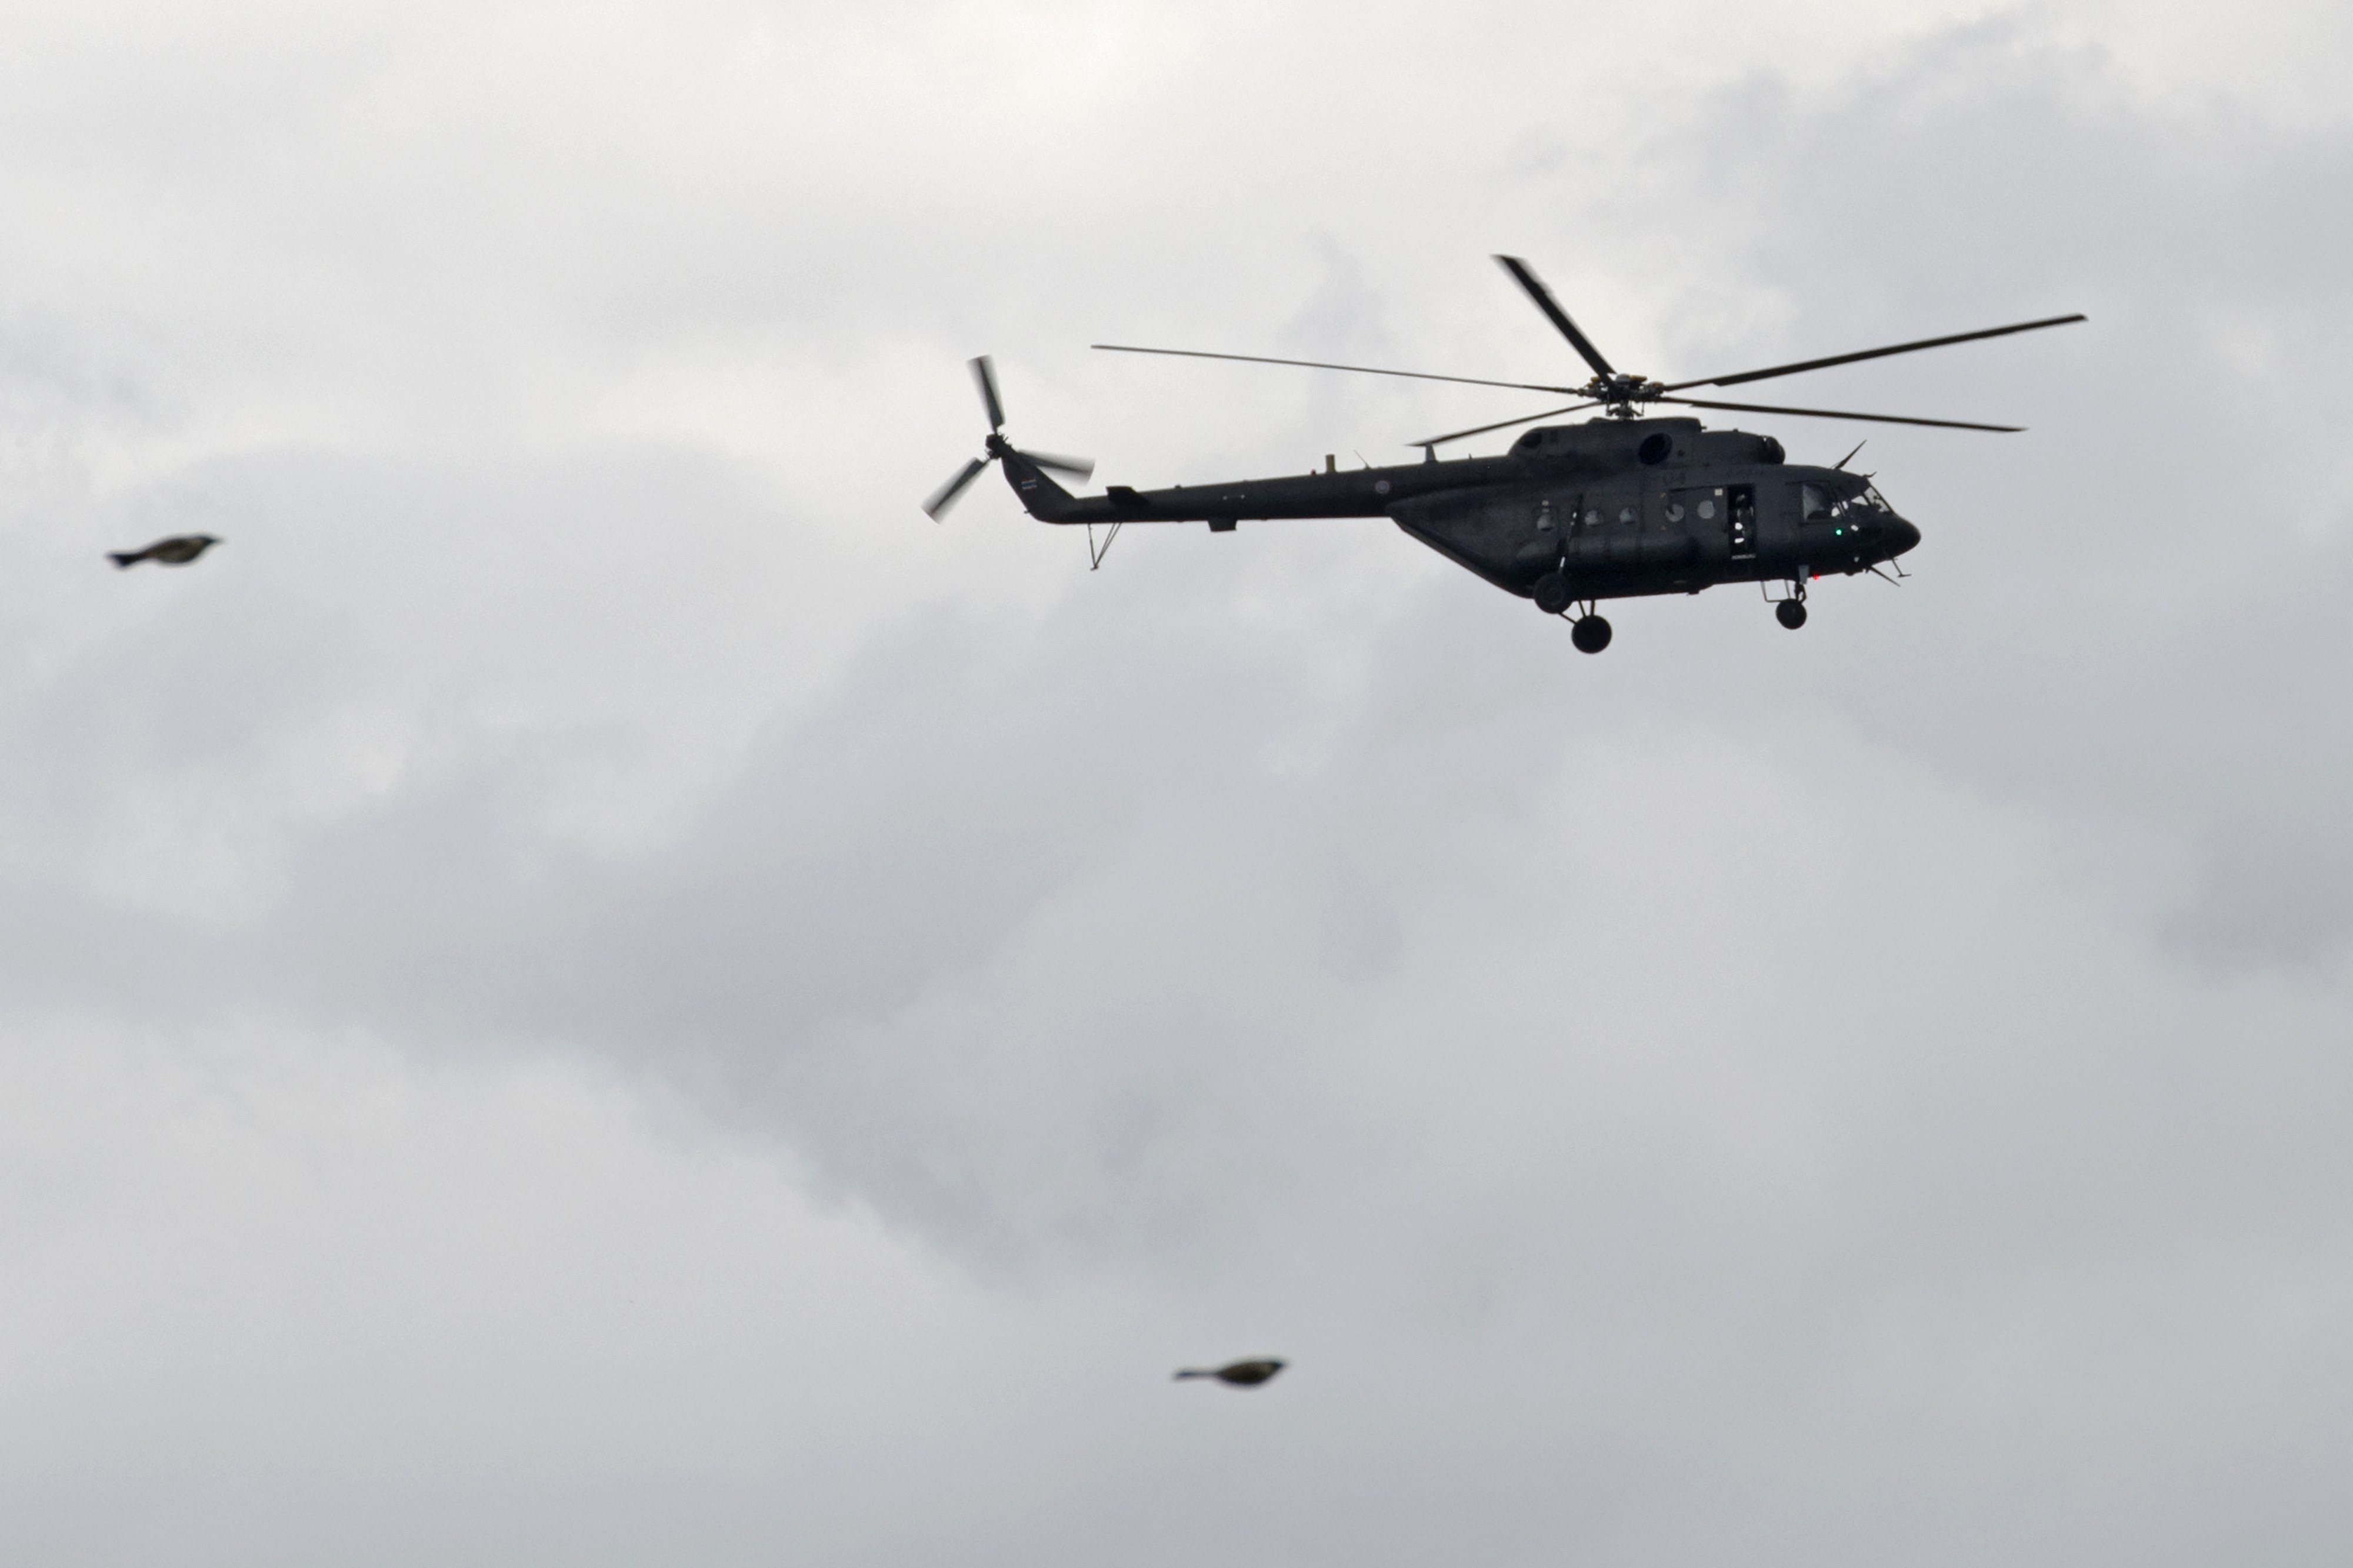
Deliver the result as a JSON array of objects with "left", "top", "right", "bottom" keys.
[
  {"left": 1801, "top": 483, "right": 1834, "bottom": 521},
  {"left": 1726, "top": 485, "right": 1758, "bottom": 556},
  {"left": 1668, "top": 486, "right": 1718, "bottom": 537},
  {"left": 1618, "top": 505, "right": 1638, "bottom": 526}
]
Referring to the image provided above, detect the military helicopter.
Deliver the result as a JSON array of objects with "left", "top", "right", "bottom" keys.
[{"left": 922, "top": 256, "right": 2082, "bottom": 652}]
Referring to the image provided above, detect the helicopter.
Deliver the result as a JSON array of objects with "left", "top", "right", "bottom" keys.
[{"left": 922, "top": 256, "right": 2082, "bottom": 652}]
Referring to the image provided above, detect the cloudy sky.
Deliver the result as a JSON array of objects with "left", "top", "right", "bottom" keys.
[{"left": 4, "top": 1, "right": 2352, "bottom": 1562}]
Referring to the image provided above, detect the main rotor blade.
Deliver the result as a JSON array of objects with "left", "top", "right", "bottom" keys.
[
  {"left": 1494, "top": 256, "right": 1615, "bottom": 378},
  {"left": 922, "top": 456, "right": 991, "bottom": 519},
  {"left": 1018, "top": 448, "right": 1095, "bottom": 481},
  {"left": 1663, "top": 313, "right": 2085, "bottom": 392},
  {"left": 970, "top": 356, "right": 1005, "bottom": 432},
  {"left": 1092, "top": 343, "right": 1584, "bottom": 397},
  {"left": 1654, "top": 395, "right": 2023, "bottom": 432},
  {"left": 1411, "top": 401, "right": 1604, "bottom": 448}
]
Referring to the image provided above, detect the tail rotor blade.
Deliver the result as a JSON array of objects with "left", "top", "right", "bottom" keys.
[
  {"left": 970, "top": 356, "right": 1005, "bottom": 432},
  {"left": 1018, "top": 448, "right": 1095, "bottom": 481},
  {"left": 922, "top": 456, "right": 991, "bottom": 519}
]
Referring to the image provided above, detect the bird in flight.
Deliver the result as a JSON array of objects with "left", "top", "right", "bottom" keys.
[
  {"left": 1174, "top": 1359, "right": 1286, "bottom": 1387},
  {"left": 109, "top": 534, "right": 222, "bottom": 569}
]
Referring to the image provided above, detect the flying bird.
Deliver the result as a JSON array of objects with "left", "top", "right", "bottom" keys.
[
  {"left": 1174, "top": 1359, "right": 1285, "bottom": 1387},
  {"left": 109, "top": 534, "right": 222, "bottom": 569}
]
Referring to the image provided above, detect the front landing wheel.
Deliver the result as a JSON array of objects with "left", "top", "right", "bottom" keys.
[
  {"left": 1776, "top": 599, "right": 1808, "bottom": 630},
  {"left": 1571, "top": 614, "right": 1613, "bottom": 654}
]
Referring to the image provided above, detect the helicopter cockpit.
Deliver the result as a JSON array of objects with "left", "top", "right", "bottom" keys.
[
  {"left": 1797, "top": 476, "right": 1918, "bottom": 568},
  {"left": 1801, "top": 479, "right": 1895, "bottom": 520}
]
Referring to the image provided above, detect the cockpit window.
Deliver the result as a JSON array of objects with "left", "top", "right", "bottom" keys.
[
  {"left": 1860, "top": 485, "right": 1890, "bottom": 511},
  {"left": 1801, "top": 483, "right": 1832, "bottom": 521}
]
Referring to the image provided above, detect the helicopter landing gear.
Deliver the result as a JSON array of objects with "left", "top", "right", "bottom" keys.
[
  {"left": 1571, "top": 612, "right": 1612, "bottom": 654},
  {"left": 1770, "top": 576, "right": 1808, "bottom": 630},
  {"left": 1532, "top": 572, "right": 1572, "bottom": 616}
]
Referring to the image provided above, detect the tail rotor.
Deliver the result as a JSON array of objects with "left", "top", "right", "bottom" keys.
[
  {"left": 971, "top": 354, "right": 1006, "bottom": 436},
  {"left": 922, "top": 355, "right": 1094, "bottom": 520},
  {"left": 921, "top": 456, "right": 991, "bottom": 520}
]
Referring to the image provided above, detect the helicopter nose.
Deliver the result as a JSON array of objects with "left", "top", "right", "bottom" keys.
[{"left": 1883, "top": 515, "right": 1921, "bottom": 557}]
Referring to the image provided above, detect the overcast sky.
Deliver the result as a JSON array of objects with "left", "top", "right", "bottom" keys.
[{"left": 4, "top": 1, "right": 2353, "bottom": 1563}]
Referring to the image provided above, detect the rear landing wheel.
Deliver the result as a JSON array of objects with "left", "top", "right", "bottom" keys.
[
  {"left": 1776, "top": 599, "right": 1808, "bottom": 630},
  {"left": 1571, "top": 614, "right": 1612, "bottom": 654}
]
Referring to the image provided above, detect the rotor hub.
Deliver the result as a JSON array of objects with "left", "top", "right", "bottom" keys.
[{"left": 1592, "top": 375, "right": 1665, "bottom": 417}]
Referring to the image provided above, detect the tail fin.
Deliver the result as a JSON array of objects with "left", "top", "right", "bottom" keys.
[{"left": 998, "top": 451, "right": 1076, "bottom": 521}]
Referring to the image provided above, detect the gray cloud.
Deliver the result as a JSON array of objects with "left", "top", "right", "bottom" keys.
[{"left": 4, "top": 5, "right": 2353, "bottom": 1564}]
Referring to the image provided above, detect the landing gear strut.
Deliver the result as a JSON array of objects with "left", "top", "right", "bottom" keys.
[{"left": 1538, "top": 575, "right": 1612, "bottom": 653}]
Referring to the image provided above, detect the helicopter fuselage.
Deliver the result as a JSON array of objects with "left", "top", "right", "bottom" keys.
[{"left": 1002, "top": 415, "right": 1919, "bottom": 604}]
